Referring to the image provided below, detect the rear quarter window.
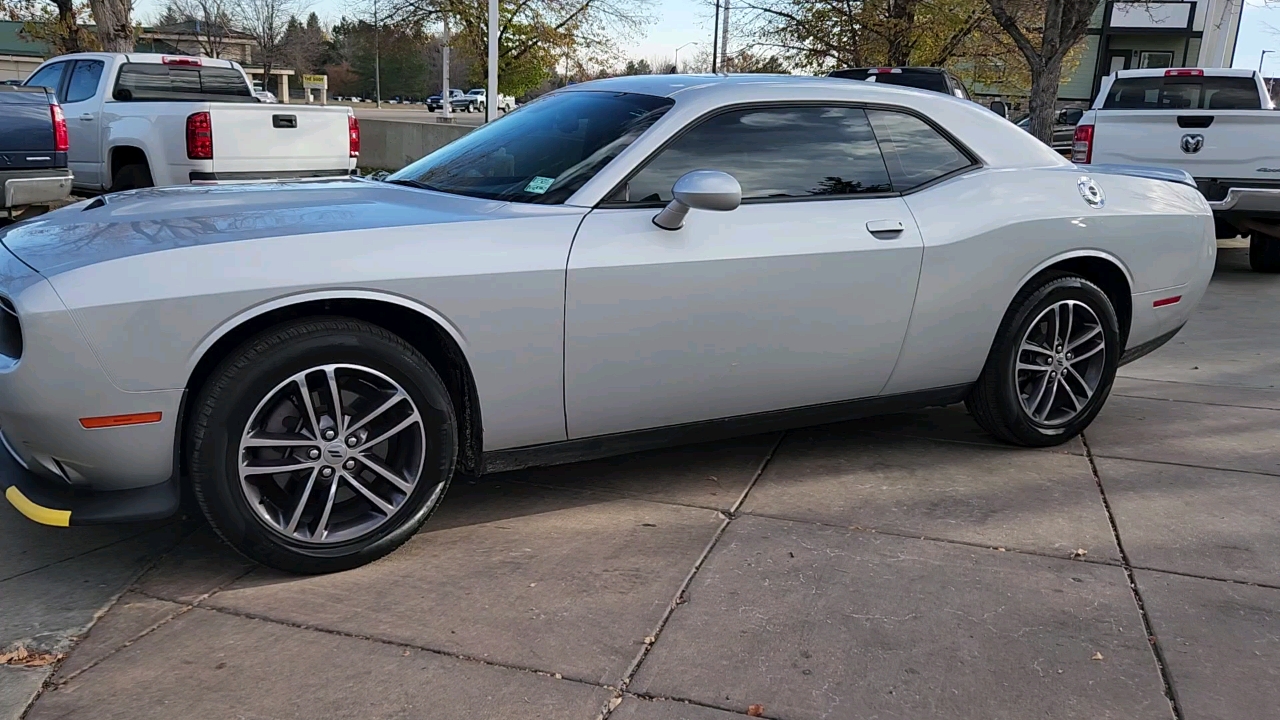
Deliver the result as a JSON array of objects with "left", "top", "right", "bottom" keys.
[
  {"left": 112, "top": 64, "right": 255, "bottom": 102},
  {"left": 1103, "top": 76, "right": 1262, "bottom": 110}
]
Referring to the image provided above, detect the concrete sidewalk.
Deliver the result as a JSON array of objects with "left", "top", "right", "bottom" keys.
[{"left": 4, "top": 247, "right": 1277, "bottom": 719}]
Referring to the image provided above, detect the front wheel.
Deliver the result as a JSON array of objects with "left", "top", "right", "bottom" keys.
[
  {"left": 1250, "top": 232, "right": 1280, "bottom": 273},
  {"left": 187, "top": 318, "right": 458, "bottom": 573},
  {"left": 966, "top": 274, "right": 1120, "bottom": 447}
]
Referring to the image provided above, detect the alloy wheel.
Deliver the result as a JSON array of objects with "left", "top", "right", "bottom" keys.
[
  {"left": 1015, "top": 300, "right": 1107, "bottom": 426},
  {"left": 237, "top": 363, "right": 428, "bottom": 545}
]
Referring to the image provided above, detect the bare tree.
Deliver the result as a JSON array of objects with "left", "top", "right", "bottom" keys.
[
  {"left": 235, "top": 0, "right": 302, "bottom": 85},
  {"left": 986, "top": 0, "right": 1100, "bottom": 143},
  {"left": 161, "top": 0, "right": 236, "bottom": 57},
  {"left": 88, "top": 0, "right": 135, "bottom": 51}
]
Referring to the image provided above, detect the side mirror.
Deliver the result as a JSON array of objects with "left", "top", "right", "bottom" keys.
[
  {"left": 989, "top": 100, "right": 1008, "bottom": 118},
  {"left": 653, "top": 170, "right": 742, "bottom": 231}
]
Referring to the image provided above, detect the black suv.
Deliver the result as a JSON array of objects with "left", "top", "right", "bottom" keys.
[{"left": 828, "top": 67, "right": 972, "bottom": 100}]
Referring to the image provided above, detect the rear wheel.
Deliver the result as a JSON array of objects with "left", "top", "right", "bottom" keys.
[
  {"left": 1250, "top": 232, "right": 1280, "bottom": 273},
  {"left": 109, "top": 163, "right": 153, "bottom": 193},
  {"left": 188, "top": 318, "right": 457, "bottom": 573},
  {"left": 966, "top": 274, "right": 1120, "bottom": 447}
]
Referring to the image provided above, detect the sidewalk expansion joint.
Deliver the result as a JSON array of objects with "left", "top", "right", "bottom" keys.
[
  {"left": 1089, "top": 453, "right": 1280, "bottom": 479},
  {"left": 1082, "top": 433, "right": 1183, "bottom": 720},
  {"left": 624, "top": 689, "right": 785, "bottom": 719},
  {"left": 597, "top": 431, "right": 785, "bottom": 720}
]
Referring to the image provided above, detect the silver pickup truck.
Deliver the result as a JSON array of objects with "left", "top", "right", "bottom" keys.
[{"left": 1075, "top": 68, "right": 1280, "bottom": 272}]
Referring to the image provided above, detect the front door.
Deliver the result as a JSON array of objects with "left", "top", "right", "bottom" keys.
[
  {"left": 59, "top": 59, "right": 106, "bottom": 189},
  {"left": 1107, "top": 51, "right": 1131, "bottom": 76},
  {"left": 562, "top": 105, "right": 929, "bottom": 438}
]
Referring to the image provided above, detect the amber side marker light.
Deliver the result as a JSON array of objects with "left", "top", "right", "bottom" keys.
[
  {"left": 1152, "top": 296, "right": 1182, "bottom": 308},
  {"left": 79, "top": 412, "right": 163, "bottom": 429}
]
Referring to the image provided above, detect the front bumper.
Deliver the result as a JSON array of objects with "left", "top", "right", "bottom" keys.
[{"left": 2, "top": 169, "right": 72, "bottom": 209}]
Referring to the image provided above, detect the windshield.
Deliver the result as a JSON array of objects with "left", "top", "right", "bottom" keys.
[{"left": 389, "top": 90, "right": 674, "bottom": 204}]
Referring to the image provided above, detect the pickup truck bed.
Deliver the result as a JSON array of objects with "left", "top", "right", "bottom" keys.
[
  {"left": 1076, "top": 68, "right": 1280, "bottom": 272},
  {"left": 0, "top": 85, "right": 72, "bottom": 219}
]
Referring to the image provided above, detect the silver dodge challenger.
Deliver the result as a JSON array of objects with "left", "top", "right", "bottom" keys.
[{"left": 0, "top": 75, "right": 1215, "bottom": 572}]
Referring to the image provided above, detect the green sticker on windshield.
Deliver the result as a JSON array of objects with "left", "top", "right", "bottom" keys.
[{"left": 524, "top": 176, "right": 554, "bottom": 194}]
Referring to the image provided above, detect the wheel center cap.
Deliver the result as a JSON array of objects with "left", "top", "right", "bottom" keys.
[{"left": 323, "top": 442, "right": 348, "bottom": 464}]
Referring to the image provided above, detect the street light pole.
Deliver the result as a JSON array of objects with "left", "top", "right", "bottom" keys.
[
  {"left": 711, "top": 0, "right": 720, "bottom": 73},
  {"left": 1260, "top": 49, "right": 1275, "bottom": 74},
  {"left": 442, "top": 14, "right": 452, "bottom": 121},
  {"left": 486, "top": 0, "right": 498, "bottom": 123},
  {"left": 674, "top": 41, "right": 696, "bottom": 73},
  {"left": 374, "top": 0, "right": 381, "bottom": 108}
]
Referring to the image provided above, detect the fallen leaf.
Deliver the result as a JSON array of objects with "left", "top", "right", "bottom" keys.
[
  {"left": 0, "top": 646, "right": 62, "bottom": 668},
  {"left": 644, "top": 636, "right": 656, "bottom": 644},
  {"left": 748, "top": 704, "right": 765, "bottom": 717},
  {"left": 1071, "top": 548, "right": 1088, "bottom": 559},
  {"left": 996, "top": 547, "right": 1006, "bottom": 552},
  {"left": 1092, "top": 652, "right": 1104, "bottom": 661},
  {"left": 553, "top": 673, "right": 562, "bottom": 679},
  {"left": 608, "top": 697, "right": 623, "bottom": 711}
]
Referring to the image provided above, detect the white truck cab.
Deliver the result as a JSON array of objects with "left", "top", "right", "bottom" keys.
[
  {"left": 1074, "top": 68, "right": 1280, "bottom": 271},
  {"left": 23, "top": 53, "right": 358, "bottom": 193}
]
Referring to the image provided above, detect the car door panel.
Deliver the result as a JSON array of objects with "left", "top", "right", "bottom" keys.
[
  {"left": 564, "top": 198, "right": 923, "bottom": 439},
  {"left": 60, "top": 59, "right": 105, "bottom": 188}
]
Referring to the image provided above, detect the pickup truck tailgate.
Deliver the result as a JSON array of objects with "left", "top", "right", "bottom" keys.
[
  {"left": 209, "top": 104, "right": 352, "bottom": 176},
  {"left": 1092, "top": 110, "right": 1280, "bottom": 178},
  {"left": 0, "top": 87, "right": 60, "bottom": 170}
]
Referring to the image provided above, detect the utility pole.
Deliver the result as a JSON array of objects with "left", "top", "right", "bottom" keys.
[
  {"left": 711, "top": 0, "right": 720, "bottom": 73},
  {"left": 442, "top": 14, "right": 452, "bottom": 120},
  {"left": 720, "top": 0, "right": 730, "bottom": 72},
  {"left": 486, "top": 0, "right": 497, "bottom": 123},
  {"left": 374, "top": 0, "right": 381, "bottom": 108}
]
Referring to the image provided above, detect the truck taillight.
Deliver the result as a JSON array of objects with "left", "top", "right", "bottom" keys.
[
  {"left": 1165, "top": 68, "right": 1203, "bottom": 77},
  {"left": 349, "top": 115, "right": 360, "bottom": 158},
  {"left": 51, "top": 103, "right": 68, "bottom": 152},
  {"left": 164, "top": 56, "right": 202, "bottom": 66},
  {"left": 186, "top": 111, "right": 213, "bottom": 160},
  {"left": 1072, "top": 124, "right": 1093, "bottom": 164}
]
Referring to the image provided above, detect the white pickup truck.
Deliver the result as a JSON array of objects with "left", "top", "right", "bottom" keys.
[
  {"left": 1074, "top": 68, "right": 1280, "bottom": 272},
  {"left": 22, "top": 53, "right": 357, "bottom": 193}
]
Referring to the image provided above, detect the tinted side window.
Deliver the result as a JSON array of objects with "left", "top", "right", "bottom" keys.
[
  {"left": 113, "top": 64, "right": 254, "bottom": 102},
  {"left": 64, "top": 60, "right": 104, "bottom": 103},
  {"left": 623, "top": 106, "right": 892, "bottom": 203},
  {"left": 24, "top": 62, "right": 66, "bottom": 93},
  {"left": 867, "top": 110, "right": 971, "bottom": 191},
  {"left": 1103, "top": 76, "right": 1262, "bottom": 110}
]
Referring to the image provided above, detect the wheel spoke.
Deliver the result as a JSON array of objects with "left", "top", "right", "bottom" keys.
[
  {"left": 1036, "top": 375, "right": 1061, "bottom": 422},
  {"left": 356, "top": 412, "right": 421, "bottom": 452},
  {"left": 342, "top": 472, "right": 395, "bottom": 514},
  {"left": 344, "top": 391, "right": 408, "bottom": 439},
  {"left": 1020, "top": 342, "right": 1053, "bottom": 358},
  {"left": 294, "top": 376, "right": 321, "bottom": 440},
  {"left": 1067, "top": 342, "right": 1104, "bottom": 365},
  {"left": 325, "top": 367, "right": 345, "bottom": 433},
  {"left": 1066, "top": 326, "right": 1101, "bottom": 352},
  {"left": 1065, "top": 365, "right": 1094, "bottom": 403},
  {"left": 1059, "top": 376, "right": 1083, "bottom": 411},
  {"left": 285, "top": 467, "right": 320, "bottom": 535},
  {"left": 242, "top": 460, "right": 318, "bottom": 475},
  {"left": 1061, "top": 302, "right": 1075, "bottom": 350},
  {"left": 242, "top": 431, "right": 318, "bottom": 448},
  {"left": 355, "top": 454, "right": 414, "bottom": 493},
  {"left": 1017, "top": 361, "right": 1051, "bottom": 373},
  {"left": 1026, "top": 368, "right": 1051, "bottom": 414},
  {"left": 313, "top": 474, "right": 340, "bottom": 542}
]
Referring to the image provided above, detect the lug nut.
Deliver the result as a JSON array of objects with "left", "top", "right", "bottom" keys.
[
  {"left": 346, "top": 435, "right": 359, "bottom": 447},
  {"left": 320, "top": 467, "right": 334, "bottom": 478},
  {"left": 322, "top": 429, "right": 336, "bottom": 441},
  {"left": 344, "top": 459, "right": 356, "bottom": 470},
  {"left": 308, "top": 448, "right": 320, "bottom": 460}
]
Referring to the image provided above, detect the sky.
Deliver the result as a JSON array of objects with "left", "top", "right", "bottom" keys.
[{"left": 131, "top": 0, "right": 1280, "bottom": 73}]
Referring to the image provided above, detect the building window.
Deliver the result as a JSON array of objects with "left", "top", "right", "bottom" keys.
[{"left": 1139, "top": 51, "right": 1175, "bottom": 69}]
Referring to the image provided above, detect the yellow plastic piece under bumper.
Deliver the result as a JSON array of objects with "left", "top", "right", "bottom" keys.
[{"left": 4, "top": 486, "right": 71, "bottom": 527}]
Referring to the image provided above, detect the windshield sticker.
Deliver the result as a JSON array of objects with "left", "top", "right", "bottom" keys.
[{"left": 524, "top": 176, "right": 555, "bottom": 194}]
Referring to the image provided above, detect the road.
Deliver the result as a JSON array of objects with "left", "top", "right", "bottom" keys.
[{"left": 342, "top": 103, "right": 509, "bottom": 127}]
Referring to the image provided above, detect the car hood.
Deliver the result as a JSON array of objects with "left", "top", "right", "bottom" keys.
[{"left": 0, "top": 179, "right": 510, "bottom": 275}]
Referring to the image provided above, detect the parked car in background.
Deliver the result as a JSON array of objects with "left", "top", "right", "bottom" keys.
[
  {"left": 0, "top": 74, "right": 1213, "bottom": 574},
  {"left": 426, "top": 89, "right": 464, "bottom": 112},
  {"left": 1075, "top": 67, "right": 1280, "bottom": 271},
  {"left": 829, "top": 66, "right": 972, "bottom": 100},
  {"left": 1014, "top": 107, "right": 1084, "bottom": 156},
  {"left": 0, "top": 84, "right": 72, "bottom": 220},
  {"left": 253, "top": 90, "right": 278, "bottom": 103},
  {"left": 464, "top": 88, "right": 516, "bottom": 112},
  {"left": 22, "top": 52, "right": 357, "bottom": 193}
]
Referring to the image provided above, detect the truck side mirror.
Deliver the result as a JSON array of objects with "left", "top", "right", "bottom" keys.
[{"left": 989, "top": 100, "right": 1008, "bottom": 118}]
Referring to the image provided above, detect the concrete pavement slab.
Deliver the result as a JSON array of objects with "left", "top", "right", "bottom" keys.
[
  {"left": 1135, "top": 570, "right": 1280, "bottom": 720},
  {"left": 1099, "top": 458, "right": 1280, "bottom": 585},
  {"left": 1086, "top": 396, "right": 1280, "bottom": 476},
  {"left": 52, "top": 593, "right": 184, "bottom": 682},
  {"left": 27, "top": 607, "right": 613, "bottom": 720},
  {"left": 0, "top": 505, "right": 146, "bottom": 581},
  {"left": 633, "top": 515, "right": 1169, "bottom": 720},
  {"left": 133, "top": 526, "right": 255, "bottom": 604},
  {"left": 1111, "top": 377, "right": 1280, "bottom": 411},
  {"left": 742, "top": 427, "right": 1118, "bottom": 561},
  {"left": 611, "top": 696, "right": 750, "bottom": 719},
  {"left": 841, "top": 404, "right": 1087, "bottom": 455},
  {"left": 205, "top": 479, "right": 724, "bottom": 685},
  {"left": 0, "top": 524, "right": 181, "bottom": 653},
  {"left": 505, "top": 434, "right": 779, "bottom": 511},
  {"left": 0, "top": 665, "right": 49, "bottom": 720}
]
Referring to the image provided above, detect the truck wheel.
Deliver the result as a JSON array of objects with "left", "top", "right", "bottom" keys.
[
  {"left": 110, "top": 163, "right": 153, "bottom": 193},
  {"left": 1250, "top": 232, "right": 1280, "bottom": 273}
]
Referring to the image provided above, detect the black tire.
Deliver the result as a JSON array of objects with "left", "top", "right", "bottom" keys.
[
  {"left": 187, "top": 318, "right": 457, "bottom": 573},
  {"left": 1250, "top": 232, "right": 1280, "bottom": 273},
  {"left": 109, "top": 162, "right": 153, "bottom": 193},
  {"left": 965, "top": 273, "right": 1120, "bottom": 447}
]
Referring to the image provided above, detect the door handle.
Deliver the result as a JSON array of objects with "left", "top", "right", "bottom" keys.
[
  {"left": 866, "top": 219, "right": 905, "bottom": 237},
  {"left": 79, "top": 113, "right": 94, "bottom": 121}
]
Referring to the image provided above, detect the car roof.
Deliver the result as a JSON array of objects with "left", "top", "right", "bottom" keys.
[
  {"left": 558, "top": 73, "right": 938, "bottom": 102},
  {"left": 1113, "top": 67, "right": 1257, "bottom": 79}
]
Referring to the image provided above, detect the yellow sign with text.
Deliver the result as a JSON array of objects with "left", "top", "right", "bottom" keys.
[{"left": 301, "top": 74, "right": 327, "bottom": 89}]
